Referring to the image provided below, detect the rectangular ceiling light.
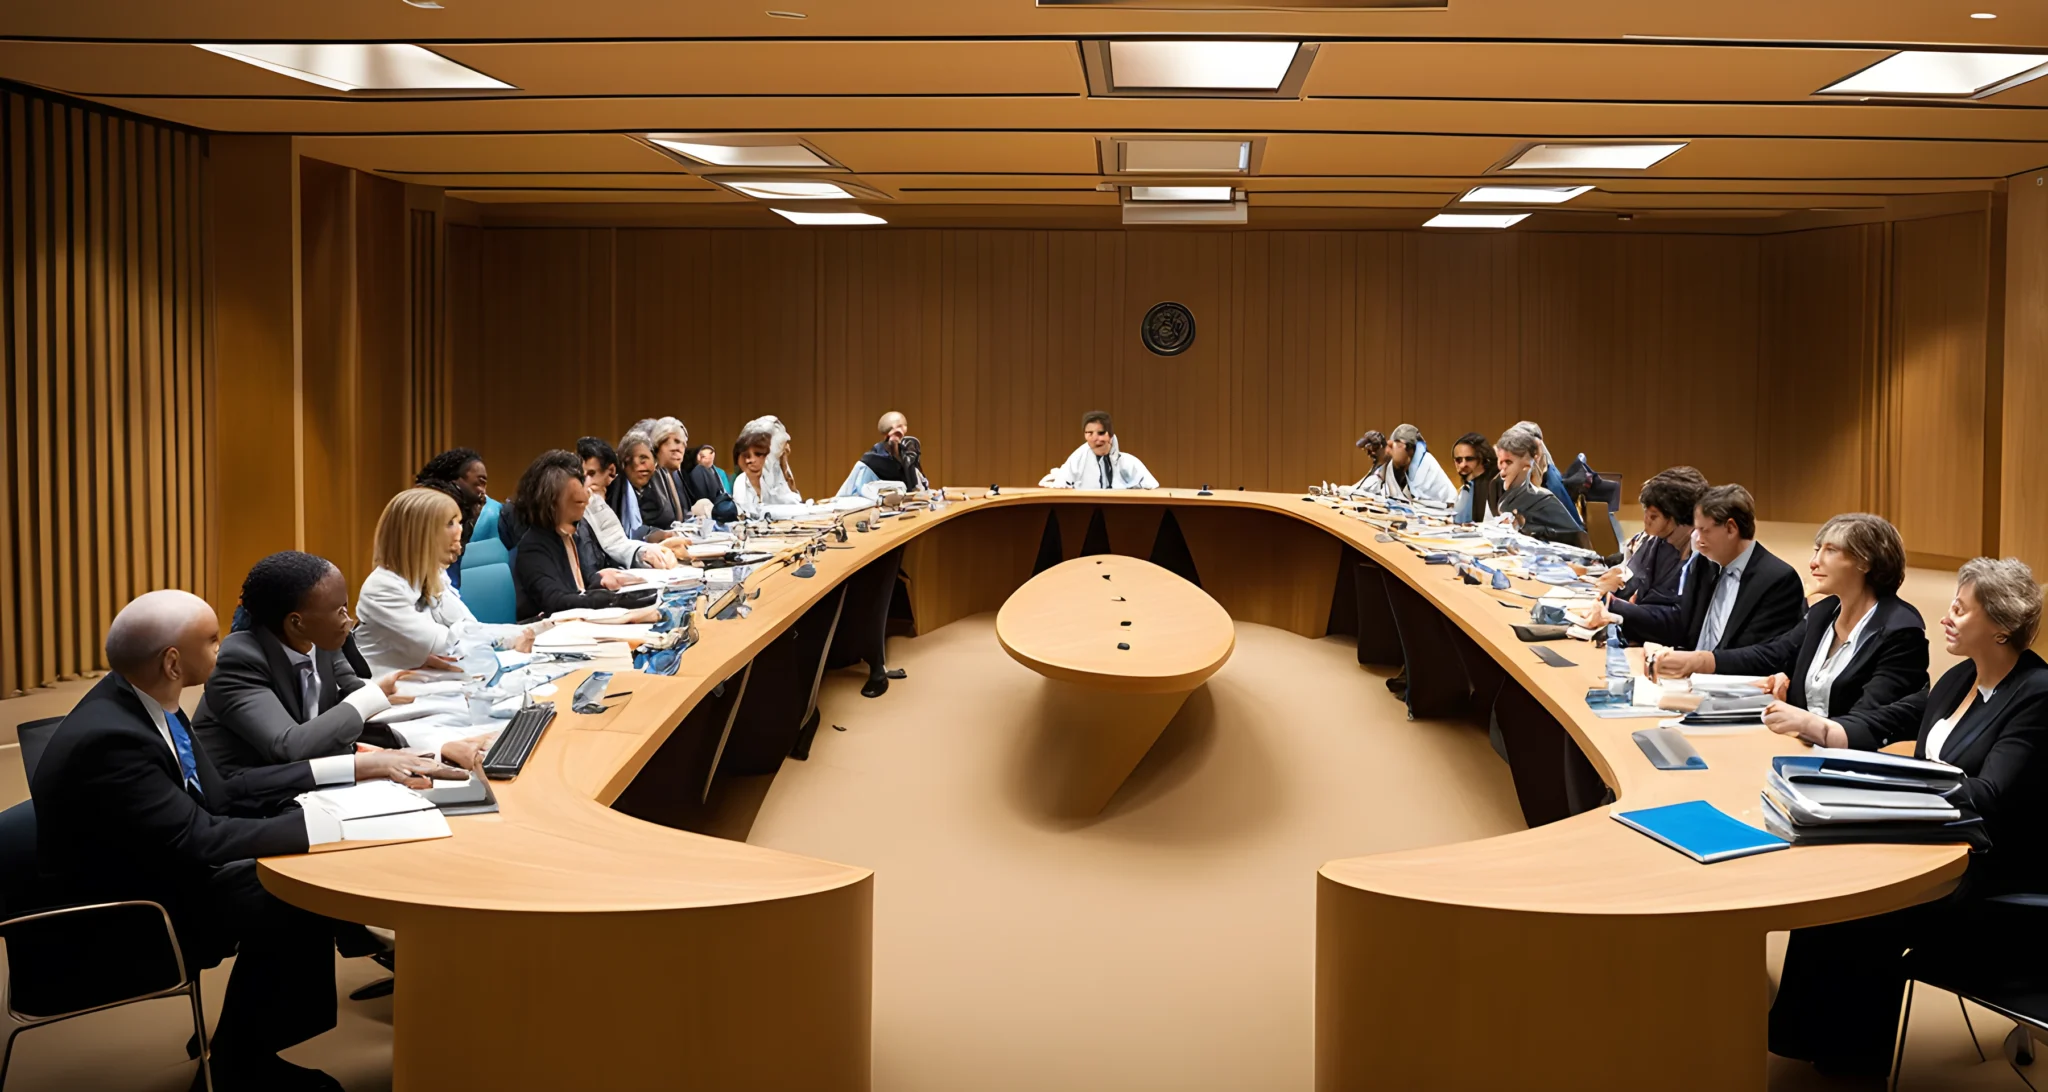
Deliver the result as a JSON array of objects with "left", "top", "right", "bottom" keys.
[
  {"left": 1817, "top": 50, "right": 2048, "bottom": 98},
  {"left": 1424, "top": 213, "right": 1530, "bottom": 229},
  {"left": 1084, "top": 42, "right": 1317, "bottom": 98},
  {"left": 1108, "top": 40, "right": 1300, "bottom": 89},
  {"left": 650, "top": 138, "right": 831, "bottom": 169},
  {"left": 1111, "top": 138, "right": 1256, "bottom": 174},
  {"left": 1459, "top": 184, "right": 1593, "bottom": 205},
  {"left": 1129, "top": 185, "right": 1236, "bottom": 202},
  {"left": 1500, "top": 143, "right": 1687, "bottom": 172},
  {"left": 773, "top": 209, "right": 887, "bottom": 225},
  {"left": 1123, "top": 200, "right": 1248, "bottom": 225},
  {"left": 194, "top": 43, "right": 513, "bottom": 92},
  {"left": 721, "top": 180, "right": 857, "bottom": 200}
]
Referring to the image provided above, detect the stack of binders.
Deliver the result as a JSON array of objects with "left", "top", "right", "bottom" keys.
[{"left": 1760, "top": 747, "right": 1989, "bottom": 849}]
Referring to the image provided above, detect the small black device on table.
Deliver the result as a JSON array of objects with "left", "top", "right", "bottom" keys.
[{"left": 483, "top": 702, "right": 557, "bottom": 781}]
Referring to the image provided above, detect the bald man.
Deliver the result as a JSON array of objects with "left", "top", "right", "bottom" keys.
[
  {"left": 837, "top": 409, "right": 931, "bottom": 498},
  {"left": 32, "top": 590, "right": 455, "bottom": 1091}
]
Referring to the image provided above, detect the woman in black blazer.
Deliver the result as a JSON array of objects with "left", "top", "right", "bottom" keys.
[
  {"left": 1769, "top": 556, "right": 2048, "bottom": 1078},
  {"left": 1657, "top": 513, "right": 1927, "bottom": 741},
  {"left": 510, "top": 449, "right": 645, "bottom": 620}
]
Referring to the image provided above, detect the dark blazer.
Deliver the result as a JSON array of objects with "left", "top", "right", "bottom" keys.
[
  {"left": 1614, "top": 535, "right": 1689, "bottom": 608},
  {"left": 1499, "top": 482, "right": 1590, "bottom": 549},
  {"left": 1851, "top": 651, "right": 2048, "bottom": 895},
  {"left": 1712, "top": 594, "right": 1929, "bottom": 743},
  {"left": 643, "top": 464, "right": 739, "bottom": 527},
  {"left": 513, "top": 520, "right": 617, "bottom": 619},
  {"left": 1610, "top": 542, "right": 1805, "bottom": 652},
  {"left": 32, "top": 673, "right": 313, "bottom": 951},
  {"left": 191, "top": 627, "right": 399, "bottom": 779}
]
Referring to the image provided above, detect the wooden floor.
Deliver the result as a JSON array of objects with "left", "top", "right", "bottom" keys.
[{"left": 0, "top": 522, "right": 2033, "bottom": 1090}]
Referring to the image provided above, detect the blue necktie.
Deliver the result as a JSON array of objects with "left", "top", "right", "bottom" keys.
[{"left": 166, "top": 710, "right": 204, "bottom": 798}]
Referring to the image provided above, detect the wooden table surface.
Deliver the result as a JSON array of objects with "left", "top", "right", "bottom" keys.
[
  {"left": 996, "top": 554, "right": 1234, "bottom": 694},
  {"left": 257, "top": 489, "right": 1967, "bottom": 1091}
]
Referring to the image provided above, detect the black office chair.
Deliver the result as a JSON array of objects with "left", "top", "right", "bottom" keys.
[
  {"left": 1892, "top": 893, "right": 2048, "bottom": 1090},
  {"left": 0, "top": 799, "right": 213, "bottom": 1090},
  {"left": 12, "top": 719, "right": 61, "bottom": 787}
]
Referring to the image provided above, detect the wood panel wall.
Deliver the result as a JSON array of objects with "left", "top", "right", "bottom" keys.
[
  {"left": 1, "top": 87, "right": 210, "bottom": 695},
  {"left": 448, "top": 221, "right": 2000, "bottom": 565},
  {"left": 2001, "top": 170, "right": 2048, "bottom": 574}
]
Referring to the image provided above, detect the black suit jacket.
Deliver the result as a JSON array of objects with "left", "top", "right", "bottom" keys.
[
  {"left": 1615, "top": 535, "right": 1688, "bottom": 609},
  {"left": 191, "top": 627, "right": 398, "bottom": 779},
  {"left": 513, "top": 520, "right": 617, "bottom": 619},
  {"left": 1611, "top": 542, "right": 1805, "bottom": 652},
  {"left": 1711, "top": 594, "right": 1929, "bottom": 744},
  {"left": 1851, "top": 651, "right": 2048, "bottom": 895},
  {"left": 31, "top": 673, "right": 313, "bottom": 952}
]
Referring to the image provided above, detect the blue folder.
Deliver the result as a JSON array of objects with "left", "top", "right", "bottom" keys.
[{"left": 1611, "top": 800, "right": 1790, "bottom": 864}]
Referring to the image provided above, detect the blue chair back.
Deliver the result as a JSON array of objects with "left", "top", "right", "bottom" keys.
[
  {"left": 462, "top": 562, "right": 518, "bottom": 625},
  {"left": 461, "top": 534, "right": 510, "bottom": 573},
  {"left": 473, "top": 496, "right": 502, "bottom": 545}
]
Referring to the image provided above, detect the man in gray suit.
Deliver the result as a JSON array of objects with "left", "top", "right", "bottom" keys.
[{"left": 193, "top": 551, "right": 449, "bottom": 779}]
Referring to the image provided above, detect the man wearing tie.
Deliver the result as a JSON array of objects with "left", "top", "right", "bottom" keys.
[
  {"left": 1588, "top": 483, "right": 1804, "bottom": 653},
  {"left": 32, "top": 590, "right": 454, "bottom": 1091}
]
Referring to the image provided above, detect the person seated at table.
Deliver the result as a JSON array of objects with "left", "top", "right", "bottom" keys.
[
  {"left": 414, "top": 447, "right": 490, "bottom": 548},
  {"left": 1348, "top": 429, "right": 1389, "bottom": 495},
  {"left": 34, "top": 591, "right": 460, "bottom": 1091},
  {"left": 1510, "top": 420, "right": 1585, "bottom": 531},
  {"left": 694, "top": 443, "right": 732, "bottom": 492},
  {"left": 1492, "top": 426, "right": 1589, "bottom": 548},
  {"left": 192, "top": 550, "right": 429, "bottom": 779},
  {"left": 611, "top": 428, "right": 676, "bottom": 544},
  {"left": 1654, "top": 513, "right": 1927, "bottom": 735},
  {"left": 576, "top": 437, "right": 674, "bottom": 570},
  {"left": 1768, "top": 557, "right": 2048, "bottom": 1079},
  {"left": 510, "top": 450, "right": 648, "bottom": 619},
  {"left": 1041, "top": 410, "right": 1158, "bottom": 490},
  {"left": 1591, "top": 467, "right": 1707, "bottom": 607},
  {"left": 734, "top": 418, "right": 805, "bottom": 518},
  {"left": 1586, "top": 484, "right": 1803, "bottom": 652},
  {"left": 1450, "top": 432, "right": 1500, "bottom": 522},
  {"left": 1360, "top": 423, "right": 1457, "bottom": 507},
  {"left": 649, "top": 415, "right": 739, "bottom": 526},
  {"left": 838, "top": 410, "right": 931, "bottom": 498},
  {"left": 354, "top": 488, "right": 539, "bottom": 675}
]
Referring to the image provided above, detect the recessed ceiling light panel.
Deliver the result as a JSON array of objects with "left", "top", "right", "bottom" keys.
[
  {"left": 1499, "top": 143, "right": 1687, "bottom": 172},
  {"left": 1122, "top": 199, "right": 1248, "bottom": 225},
  {"left": 723, "top": 180, "right": 855, "bottom": 200},
  {"left": 1129, "top": 185, "right": 1236, "bottom": 202},
  {"left": 647, "top": 135, "right": 834, "bottom": 169},
  {"left": 194, "top": 43, "right": 513, "bottom": 92},
  {"left": 1817, "top": 50, "right": 2048, "bottom": 98},
  {"left": 1458, "top": 184, "right": 1593, "bottom": 205},
  {"left": 1424, "top": 213, "right": 1530, "bottom": 229},
  {"left": 1082, "top": 41, "right": 1318, "bottom": 98},
  {"left": 772, "top": 209, "right": 887, "bottom": 225},
  {"left": 1099, "top": 137, "right": 1263, "bottom": 175}
]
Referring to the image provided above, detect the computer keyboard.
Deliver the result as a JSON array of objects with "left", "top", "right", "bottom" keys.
[{"left": 483, "top": 703, "right": 556, "bottom": 781}]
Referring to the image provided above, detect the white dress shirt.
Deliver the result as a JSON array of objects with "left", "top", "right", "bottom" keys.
[
  {"left": 131, "top": 686, "right": 347, "bottom": 845},
  {"left": 1802, "top": 601, "right": 1880, "bottom": 718},
  {"left": 1925, "top": 685, "right": 1995, "bottom": 763},
  {"left": 1695, "top": 540, "right": 1757, "bottom": 653}
]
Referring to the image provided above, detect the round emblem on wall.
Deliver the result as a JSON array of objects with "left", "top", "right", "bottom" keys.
[{"left": 1141, "top": 301, "right": 1196, "bottom": 357}]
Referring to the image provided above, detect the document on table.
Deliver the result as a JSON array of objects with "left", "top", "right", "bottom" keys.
[{"left": 297, "top": 781, "right": 452, "bottom": 843}]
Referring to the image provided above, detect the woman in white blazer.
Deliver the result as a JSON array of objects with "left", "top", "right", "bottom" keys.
[{"left": 354, "top": 488, "right": 535, "bottom": 677}]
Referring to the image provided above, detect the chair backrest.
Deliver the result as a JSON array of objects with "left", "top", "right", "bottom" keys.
[
  {"left": 16, "top": 716, "right": 62, "bottom": 786},
  {"left": 0, "top": 800, "right": 40, "bottom": 917},
  {"left": 462, "top": 563, "right": 518, "bottom": 625},
  {"left": 1585, "top": 501, "right": 1622, "bottom": 557},
  {"left": 461, "top": 533, "right": 510, "bottom": 573},
  {"left": 473, "top": 496, "right": 502, "bottom": 544}
]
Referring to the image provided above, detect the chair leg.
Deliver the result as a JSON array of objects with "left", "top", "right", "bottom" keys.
[
  {"left": 186, "top": 979, "right": 213, "bottom": 1092},
  {"left": 1891, "top": 979, "right": 1916, "bottom": 1092},
  {"left": 2011, "top": 1023, "right": 2038, "bottom": 1067},
  {"left": 1959, "top": 996, "right": 1986, "bottom": 1062},
  {"left": 0, "top": 1023, "right": 20, "bottom": 1091}
]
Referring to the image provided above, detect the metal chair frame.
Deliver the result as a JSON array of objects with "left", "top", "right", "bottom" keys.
[{"left": 0, "top": 899, "right": 211, "bottom": 1092}]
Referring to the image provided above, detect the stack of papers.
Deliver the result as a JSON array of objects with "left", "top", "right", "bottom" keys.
[
  {"left": 297, "top": 781, "right": 453, "bottom": 843},
  {"left": 621, "top": 565, "right": 704, "bottom": 588},
  {"left": 1758, "top": 748, "right": 1986, "bottom": 848}
]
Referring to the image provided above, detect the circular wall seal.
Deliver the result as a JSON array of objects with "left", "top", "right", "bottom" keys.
[{"left": 1141, "top": 301, "right": 1196, "bottom": 356}]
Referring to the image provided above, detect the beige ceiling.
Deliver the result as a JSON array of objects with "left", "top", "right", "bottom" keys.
[{"left": 4, "top": 0, "right": 2047, "bottom": 232}]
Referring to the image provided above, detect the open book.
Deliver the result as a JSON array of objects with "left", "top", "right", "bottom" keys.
[{"left": 297, "top": 781, "right": 452, "bottom": 844}]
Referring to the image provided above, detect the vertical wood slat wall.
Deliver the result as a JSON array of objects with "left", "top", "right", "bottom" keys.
[
  {"left": 0, "top": 87, "right": 209, "bottom": 696},
  {"left": 408, "top": 206, "right": 449, "bottom": 471}
]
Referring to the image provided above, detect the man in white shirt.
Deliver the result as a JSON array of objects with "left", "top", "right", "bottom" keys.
[
  {"left": 1040, "top": 410, "right": 1159, "bottom": 490},
  {"left": 578, "top": 437, "right": 675, "bottom": 569},
  {"left": 31, "top": 590, "right": 456, "bottom": 1091},
  {"left": 1365, "top": 423, "right": 1459, "bottom": 507}
]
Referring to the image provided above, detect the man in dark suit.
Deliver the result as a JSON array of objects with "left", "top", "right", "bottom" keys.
[
  {"left": 32, "top": 590, "right": 455, "bottom": 1091},
  {"left": 1591, "top": 484, "right": 1805, "bottom": 653},
  {"left": 194, "top": 551, "right": 406, "bottom": 778}
]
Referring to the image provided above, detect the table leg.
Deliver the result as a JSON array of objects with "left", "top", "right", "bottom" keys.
[{"left": 1013, "top": 680, "right": 1195, "bottom": 817}]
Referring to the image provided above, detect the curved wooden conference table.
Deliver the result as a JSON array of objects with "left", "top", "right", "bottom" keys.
[{"left": 259, "top": 489, "right": 1967, "bottom": 1092}]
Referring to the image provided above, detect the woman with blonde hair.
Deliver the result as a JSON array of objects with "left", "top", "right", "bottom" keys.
[{"left": 353, "top": 487, "right": 535, "bottom": 677}]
